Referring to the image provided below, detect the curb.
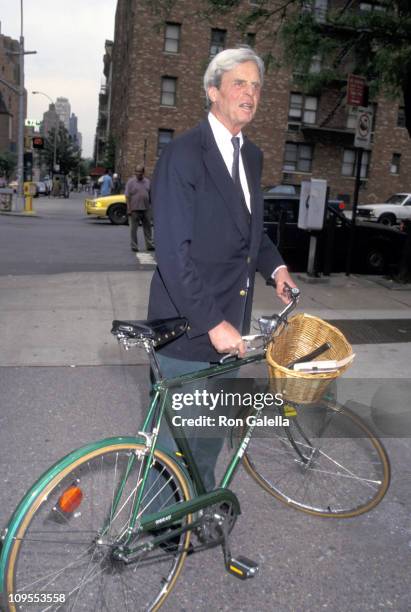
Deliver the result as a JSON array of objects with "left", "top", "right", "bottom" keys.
[
  {"left": 370, "top": 277, "right": 411, "bottom": 291},
  {"left": 0, "top": 211, "right": 41, "bottom": 218}
]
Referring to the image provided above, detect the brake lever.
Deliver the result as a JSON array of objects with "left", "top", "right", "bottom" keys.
[{"left": 218, "top": 334, "right": 265, "bottom": 364}]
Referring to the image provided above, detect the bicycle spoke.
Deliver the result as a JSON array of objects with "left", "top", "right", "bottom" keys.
[
  {"left": 5, "top": 444, "right": 191, "bottom": 611},
  {"left": 243, "top": 401, "right": 389, "bottom": 516}
]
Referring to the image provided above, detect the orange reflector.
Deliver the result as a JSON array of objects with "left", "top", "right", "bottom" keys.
[{"left": 58, "top": 485, "right": 83, "bottom": 513}]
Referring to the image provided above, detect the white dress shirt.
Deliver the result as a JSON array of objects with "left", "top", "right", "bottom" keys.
[
  {"left": 208, "top": 112, "right": 251, "bottom": 212},
  {"left": 207, "top": 112, "right": 286, "bottom": 280}
]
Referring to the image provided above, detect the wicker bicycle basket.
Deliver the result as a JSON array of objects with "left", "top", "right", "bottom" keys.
[{"left": 266, "top": 313, "right": 353, "bottom": 404}]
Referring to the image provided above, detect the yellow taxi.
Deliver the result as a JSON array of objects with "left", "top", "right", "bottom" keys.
[{"left": 85, "top": 194, "right": 128, "bottom": 225}]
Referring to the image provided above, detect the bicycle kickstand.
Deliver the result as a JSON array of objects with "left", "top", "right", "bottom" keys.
[{"left": 221, "top": 520, "right": 259, "bottom": 581}]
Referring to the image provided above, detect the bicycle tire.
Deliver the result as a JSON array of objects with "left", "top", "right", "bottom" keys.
[
  {"left": 3, "top": 441, "right": 192, "bottom": 611},
  {"left": 241, "top": 399, "right": 390, "bottom": 517}
]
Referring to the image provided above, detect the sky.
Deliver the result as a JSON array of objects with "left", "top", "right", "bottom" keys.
[{"left": 1, "top": 0, "right": 117, "bottom": 158}]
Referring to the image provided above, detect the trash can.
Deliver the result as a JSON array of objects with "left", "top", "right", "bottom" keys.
[{"left": 0, "top": 188, "right": 13, "bottom": 212}]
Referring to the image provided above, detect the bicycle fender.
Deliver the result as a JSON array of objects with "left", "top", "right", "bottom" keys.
[{"left": 0, "top": 436, "right": 193, "bottom": 592}]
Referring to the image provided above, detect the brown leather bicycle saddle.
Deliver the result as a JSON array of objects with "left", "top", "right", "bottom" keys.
[{"left": 111, "top": 317, "right": 188, "bottom": 348}]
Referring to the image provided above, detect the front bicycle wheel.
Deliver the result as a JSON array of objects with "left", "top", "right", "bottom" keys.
[
  {"left": 3, "top": 441, "right": 192, "bottom": 611},
  {"left": 242, "top": 400, "right": 390, "bottom": 517}
]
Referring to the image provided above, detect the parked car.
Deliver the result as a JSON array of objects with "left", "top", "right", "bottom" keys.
[
  {"left": 85, "top": 194, "right": 127, "bottom": 225},
  {"left": 34, "top": 181, "right": 49, "bottom": 197},
  {"left": 263, "top": 193, "right": 406, "bottom": 275},
  {"left": 356, "top": 193, "right": 411, "bottom": 226},
  {"left": 263, "top": 184, "right": 300, "bottom": 195}
]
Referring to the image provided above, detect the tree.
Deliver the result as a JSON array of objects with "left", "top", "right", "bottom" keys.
[
  {"left": 79, "top": 158, "right": 93, "bottom": 182},
  {"left": 42, "top": 125, "right": 81, "bottom": 175},
  {"left": 103, "top": 135, "right": 116, "bottom": 171},
  {"left": 280, "top": 1, "right": 411, "bottom": 137},
  {"left": 196, "top": 0, "right": 411, "bottom": 137},
  {"left": 0, "top": 151, "right": 17, "bottom": 179}
]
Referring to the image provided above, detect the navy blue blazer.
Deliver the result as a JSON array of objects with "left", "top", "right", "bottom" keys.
[{"left": 147, "top": 119, "right": 284, "bottom": 362}]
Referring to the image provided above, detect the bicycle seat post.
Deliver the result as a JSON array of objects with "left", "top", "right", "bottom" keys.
[{"left": 145, "top": 340, "right": 163, "bottom": 382}]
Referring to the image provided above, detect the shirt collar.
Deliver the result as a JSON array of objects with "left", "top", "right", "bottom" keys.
[{"left": 208, "top": 112, "right": 244, "bottom": 150}]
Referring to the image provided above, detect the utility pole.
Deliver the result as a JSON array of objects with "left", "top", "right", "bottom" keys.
[
  {"left": 14, "top": 1, "right": 36, "bottom": 210},
  {"left": 345, "top": 106, "right": 373, "bottom": 275},
  {"left": 0, "top": 3, "right": 36, "bottom": 211}
]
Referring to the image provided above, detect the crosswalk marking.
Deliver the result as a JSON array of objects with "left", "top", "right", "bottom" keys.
[{"left": 135, "top": 252, "right": 156, "bottom": 269}]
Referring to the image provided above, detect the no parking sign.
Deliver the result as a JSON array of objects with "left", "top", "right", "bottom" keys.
[{"left": 354, "top": 106, "right": 373, "bottom": 149}]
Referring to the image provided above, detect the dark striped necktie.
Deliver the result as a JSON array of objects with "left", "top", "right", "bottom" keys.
[{"left": 231, "top": 136, "right": 250, "bottom": 218}]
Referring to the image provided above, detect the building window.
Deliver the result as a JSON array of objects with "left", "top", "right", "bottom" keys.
[
  {"left": 346, "top": 107, "right": 358, "bottom": 130},
  {"left": 288, "top": 93, "right": 318, "bottom": 125},
  {"left": 359, "top": 2, "right": 386, "bottom": 12},
  {"left": 390, "top": 153, "right": 401, "bottom": 174},
  {"left": 309, "top": 54, "right": 322, "bottom": 74},
  {"left": 246, "top": 32, "right": 256, "bottom": 47},
  {"left": 210, "top": 29, "right": 226, "bottom": 57},
  {"left": 164, "top": 23, "right": 181, "bottom": 53},
  {"left": 303, "top": 0, "right": 328, "bottom": 22},
  {"left": 283, "top": 142, "right": 313, "bottom": 173},
  {"left": 397, "top": 106, "right": 406, "bottom": 128},
  {"left": 157, "top": 129, "right": 174, "bottom": 157},
  {"left": 161, "top": 77, "right": 177, "bottom": 106},
  {"left": 313, "top": 0, "right": 328, "bottom": 22},
  {"left": 341, "top": 149, "right": 370, "bottom": 178}
]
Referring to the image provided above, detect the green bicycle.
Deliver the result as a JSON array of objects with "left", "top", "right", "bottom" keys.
[{"left": 0, "top": 288, "right": 390, "bottom": 611}]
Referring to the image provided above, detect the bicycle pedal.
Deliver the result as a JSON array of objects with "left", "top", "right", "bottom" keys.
[{"left": 226, "top": 556, "right": 259, "bottom": 580}]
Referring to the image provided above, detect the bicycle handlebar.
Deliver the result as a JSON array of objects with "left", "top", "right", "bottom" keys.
[{"left": 219, "top": 284, "right": 300, "bottom": 363}]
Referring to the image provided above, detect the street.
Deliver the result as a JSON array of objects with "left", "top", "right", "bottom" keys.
[
  {"left": 0, "top": 194, "right": 139, "bottom": 275},
  {"left": 0, "top": 194, "right": 410, "bottom": 611}
]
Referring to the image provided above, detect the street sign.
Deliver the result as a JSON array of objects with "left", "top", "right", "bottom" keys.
[
  {"left": 347, "top": 74, "right": 366, "bottom": 106},
  {"left": 25, "top": 119, "right": 41, "bottom": 128},
  {"left": 354, "top": 106, "right": 373, "bottom": 149}
]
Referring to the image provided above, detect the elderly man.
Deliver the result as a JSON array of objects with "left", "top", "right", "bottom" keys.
[
  {"left": 148, "top": 46, "right": 296, "bottom": 489},
  {"left": 125, "top": 164, "right": 154, "bottom": 252}
]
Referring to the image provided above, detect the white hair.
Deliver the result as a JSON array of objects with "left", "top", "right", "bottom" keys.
[{"left": 203, "top": 46, "right": 265, "bottom": 102}]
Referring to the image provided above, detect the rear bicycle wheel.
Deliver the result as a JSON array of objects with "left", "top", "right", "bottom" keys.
[
  {"left": 4, "top": 442, "right": 192, "bottom": 611},
  {"left": 242, "top": 400, "right": 390, "bottom": 517}
]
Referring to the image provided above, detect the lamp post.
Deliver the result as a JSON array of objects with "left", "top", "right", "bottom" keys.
[
  {"left": 32, "top": 91, "right": 58, "bottom": 174},
  {"left": 4, "top": 1, "right": 37, "bottom": 210}
]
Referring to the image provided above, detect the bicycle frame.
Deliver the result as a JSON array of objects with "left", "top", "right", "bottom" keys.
[
  {"left": 111, "top": 350, "right": 268, "bottom": 554},
  {"left": 104, "top": 288, "right": 302, "bottom": 555}
]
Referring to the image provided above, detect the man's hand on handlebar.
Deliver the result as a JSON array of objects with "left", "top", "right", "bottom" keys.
[
  {"left": 273, "top": 267, "right": 298, "bottom": 304},
  {"left": 208, "top": 320, "right": 246, "bottom": 357}
]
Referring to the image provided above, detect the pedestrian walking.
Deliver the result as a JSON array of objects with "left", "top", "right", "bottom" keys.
[
  {"left": 99, "top": 170, "right": 113, "bottom": 197},
  {"left": 112, "top": 173, "right": 122, "bottom": 194},
  {"left": 125, "top": 165, "right": 154, "bottom": 252}
]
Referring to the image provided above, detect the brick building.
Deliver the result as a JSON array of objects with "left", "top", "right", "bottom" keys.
[
  {"left": 94, "top": 40, "right": 113, "bottom": 166},
  {"left": 0, "top": 30, "right": 22, "bottom": 156},
  {"left": 108, "top": 0, "right": 410, "bottom": 205}
]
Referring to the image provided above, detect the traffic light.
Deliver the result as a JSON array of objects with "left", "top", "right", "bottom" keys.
[
  {"left": 24, "top": 152, "right": 33, "bottom": 181},
  {"left": 32, "top": 136, "right": 44, "bottom": 149}
]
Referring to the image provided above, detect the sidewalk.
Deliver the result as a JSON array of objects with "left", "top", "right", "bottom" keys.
[{"left": 0, "top": 269, "right": 410, "bottom": 378}]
